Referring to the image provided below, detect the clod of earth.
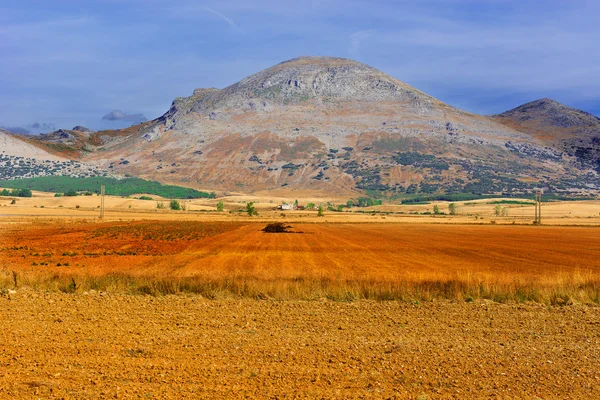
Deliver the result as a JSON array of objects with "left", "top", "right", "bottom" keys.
[{"left": 262, "top": 222, "right": 293, "bottom": 233}]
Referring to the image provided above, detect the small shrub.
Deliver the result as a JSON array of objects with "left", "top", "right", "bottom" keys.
[
  {"left": 169, "top": 200, "right": 181, "bottom": 210},
  {"left": 246, "top": 202, "right": 257, "bottom": 216}
]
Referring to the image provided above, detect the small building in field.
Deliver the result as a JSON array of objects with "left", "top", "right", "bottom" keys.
[{"left": 279, "top": 203, "right": 294, "bottom": 210}]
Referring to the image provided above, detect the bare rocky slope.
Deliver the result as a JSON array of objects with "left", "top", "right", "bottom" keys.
[
  {"left": 492, "top": 98, "right": 600, "bottom": 175},
  {"left": 2, "top": 57, "right": 599, "bottom": 196}
]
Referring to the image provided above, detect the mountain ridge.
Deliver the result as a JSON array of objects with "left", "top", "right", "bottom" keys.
[
  {"left": 1, "top": 56, "right": 599, "bottom": 196},
  {"left": 492, "top": 98, "right": 600, "bottom": 173}
]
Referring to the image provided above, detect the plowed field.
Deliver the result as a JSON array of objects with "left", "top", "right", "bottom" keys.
[
  {"left": 1, "top": 220, "right": 600, "bottom": 398},
  {"left": 0, "top": 293, "right": 598, "bottom": 399},
  {"left": 1, "top": 221, "right": 599, "bottom": 301}
]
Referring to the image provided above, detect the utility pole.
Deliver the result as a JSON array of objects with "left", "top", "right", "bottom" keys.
[
  {"left": 534, "top": 190, "right": 542, "bottom": 225},
  {"left": 533, "top": 193, "right": 537, "bottom": 225},
  {"left": 100, "top": 185, "right": 105, "bottom": 219}
]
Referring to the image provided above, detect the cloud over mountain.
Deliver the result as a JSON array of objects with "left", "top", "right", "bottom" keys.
[
  {"left": 30, "top": 122, "right": 56, "bottom": 132},
  {"left": 1, "top": 122, "right": 57, "bottom": 134},
  {"left": 101, "top": 110, "right": 147, "bottom": 123},
  {"left": 1, "top": 126, "right": 30, "bottom": 134}
]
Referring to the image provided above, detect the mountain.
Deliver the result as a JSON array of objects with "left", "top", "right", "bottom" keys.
[
  {"left": 2, "top": 57, "right": 599, "bottom": 196},
  {"left": 492, "top": 98, "right": 600, "bottom": 173},
  {"left": 0, "top": 128, "right": 66, "bottom": 160}
]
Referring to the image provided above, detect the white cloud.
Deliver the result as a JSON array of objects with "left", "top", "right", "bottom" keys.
[{"left": 202, "top": 6, "right": 243, "bottom": 33}]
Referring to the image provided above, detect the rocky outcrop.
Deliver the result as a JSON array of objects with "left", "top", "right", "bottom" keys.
[
  {"left": 72, "top": 126, "right": 94, "bottom": 133},
  {"left": 183, "top": 56, "right": 436, "bottom": 118}
]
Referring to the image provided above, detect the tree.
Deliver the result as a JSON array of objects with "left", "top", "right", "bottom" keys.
[
  {"left": 294, "top": 199, "right": 299, "bottom": 208},
  {"left": 494, "top": 205, "right": 502, "bottom": 216},
  {"left": 246, "top": 201, "right": 257, "bottom": 216},
  {"left": 317, "top": 204, "right": 324, "bottom": 217},
  {"left": 346, "top": 200, "right": 353, "bottom": 209},
  {"left": 64, "top": 190, "right": 78, "bottom": 197},
  {"left": 216, "top": 200, "right": 224, "bottom": 211},
  {"left": 156, "top": 201, "right": 165, "bottom": 209},
  {"left": 337, "top": 204, "right": 344, "bottom": 212},
  {"left": 433, "top": 205, "right": 440, "bottom": 215},
  {"left": 449, "top": 203, "right": 457, "bottom": 215},
  {"left": 307, "top": 202, "right": 315, "bottom": 209},
  {"left": 170, "top": 199, "right": 181, "bottom": 210}
]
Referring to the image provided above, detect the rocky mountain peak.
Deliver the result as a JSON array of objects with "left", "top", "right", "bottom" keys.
[
  {"left": 497, "top": 98, "right": 600, "bottom": 128},
  {"left": 72, "top": 126, "right": 94, "bottom": 134},
  {"left": 178, "top": 56, "right": 437, "bottom": 118}
]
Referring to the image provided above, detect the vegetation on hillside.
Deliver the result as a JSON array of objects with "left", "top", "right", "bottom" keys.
[{"left": 0, "top": 176, "right": 216, "bottom": 199}]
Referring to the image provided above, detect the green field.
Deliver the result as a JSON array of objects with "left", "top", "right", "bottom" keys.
[{"left": 0, "top": 176, "right": 216, "bottom": 199}]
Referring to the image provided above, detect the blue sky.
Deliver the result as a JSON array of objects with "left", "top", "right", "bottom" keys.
[{"left": 1, "top": 0, "right": 599, "bottom": 133}]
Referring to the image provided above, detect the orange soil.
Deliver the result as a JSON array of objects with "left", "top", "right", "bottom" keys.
[{"left": 2, "top": 221, "right": 599, "bottom": 287}]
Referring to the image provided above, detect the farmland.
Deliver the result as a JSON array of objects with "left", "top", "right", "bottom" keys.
[
  {"left": 2, "top": 220, "right": 599, "bottom": 302},
  {"left": 1, "top": 197, "right": 600, "bottom": 398},
  {"left": 1, "top": 294, "right": 598, "bottom": 398}
]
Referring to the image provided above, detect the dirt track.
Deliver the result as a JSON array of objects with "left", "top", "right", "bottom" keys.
[{"left": 1, "top": 292, "right": 598, "bottom": 399}]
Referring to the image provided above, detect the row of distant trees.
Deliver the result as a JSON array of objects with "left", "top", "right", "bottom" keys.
[{"left": 1, "top": 188, "right": 32, "bottom": 197}]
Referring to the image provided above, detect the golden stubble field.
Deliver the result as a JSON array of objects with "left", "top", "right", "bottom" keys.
[
  {"left": 1, "top": 198, "right": 600, "bottom": 398},
  {"left": 2, "top": 219, "right": 600, "bottom": 302}
]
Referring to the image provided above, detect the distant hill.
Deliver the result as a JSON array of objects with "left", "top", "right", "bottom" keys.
[
  {"left": 0, "top": 128, "right": 66, "bottom": 160},
  {"left": 2, "top": 57, "right": 599, "bottom": 197},
  {"left": 492, "top": 98, "right": 600, "bottom": 173}
]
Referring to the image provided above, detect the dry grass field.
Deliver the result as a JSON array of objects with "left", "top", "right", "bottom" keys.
[
  {"left": 2, "top": 189, "right": 600, "bottom": 226},
  {"left": 1, "top": 196, "right": 600, "bottom": 398}
]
